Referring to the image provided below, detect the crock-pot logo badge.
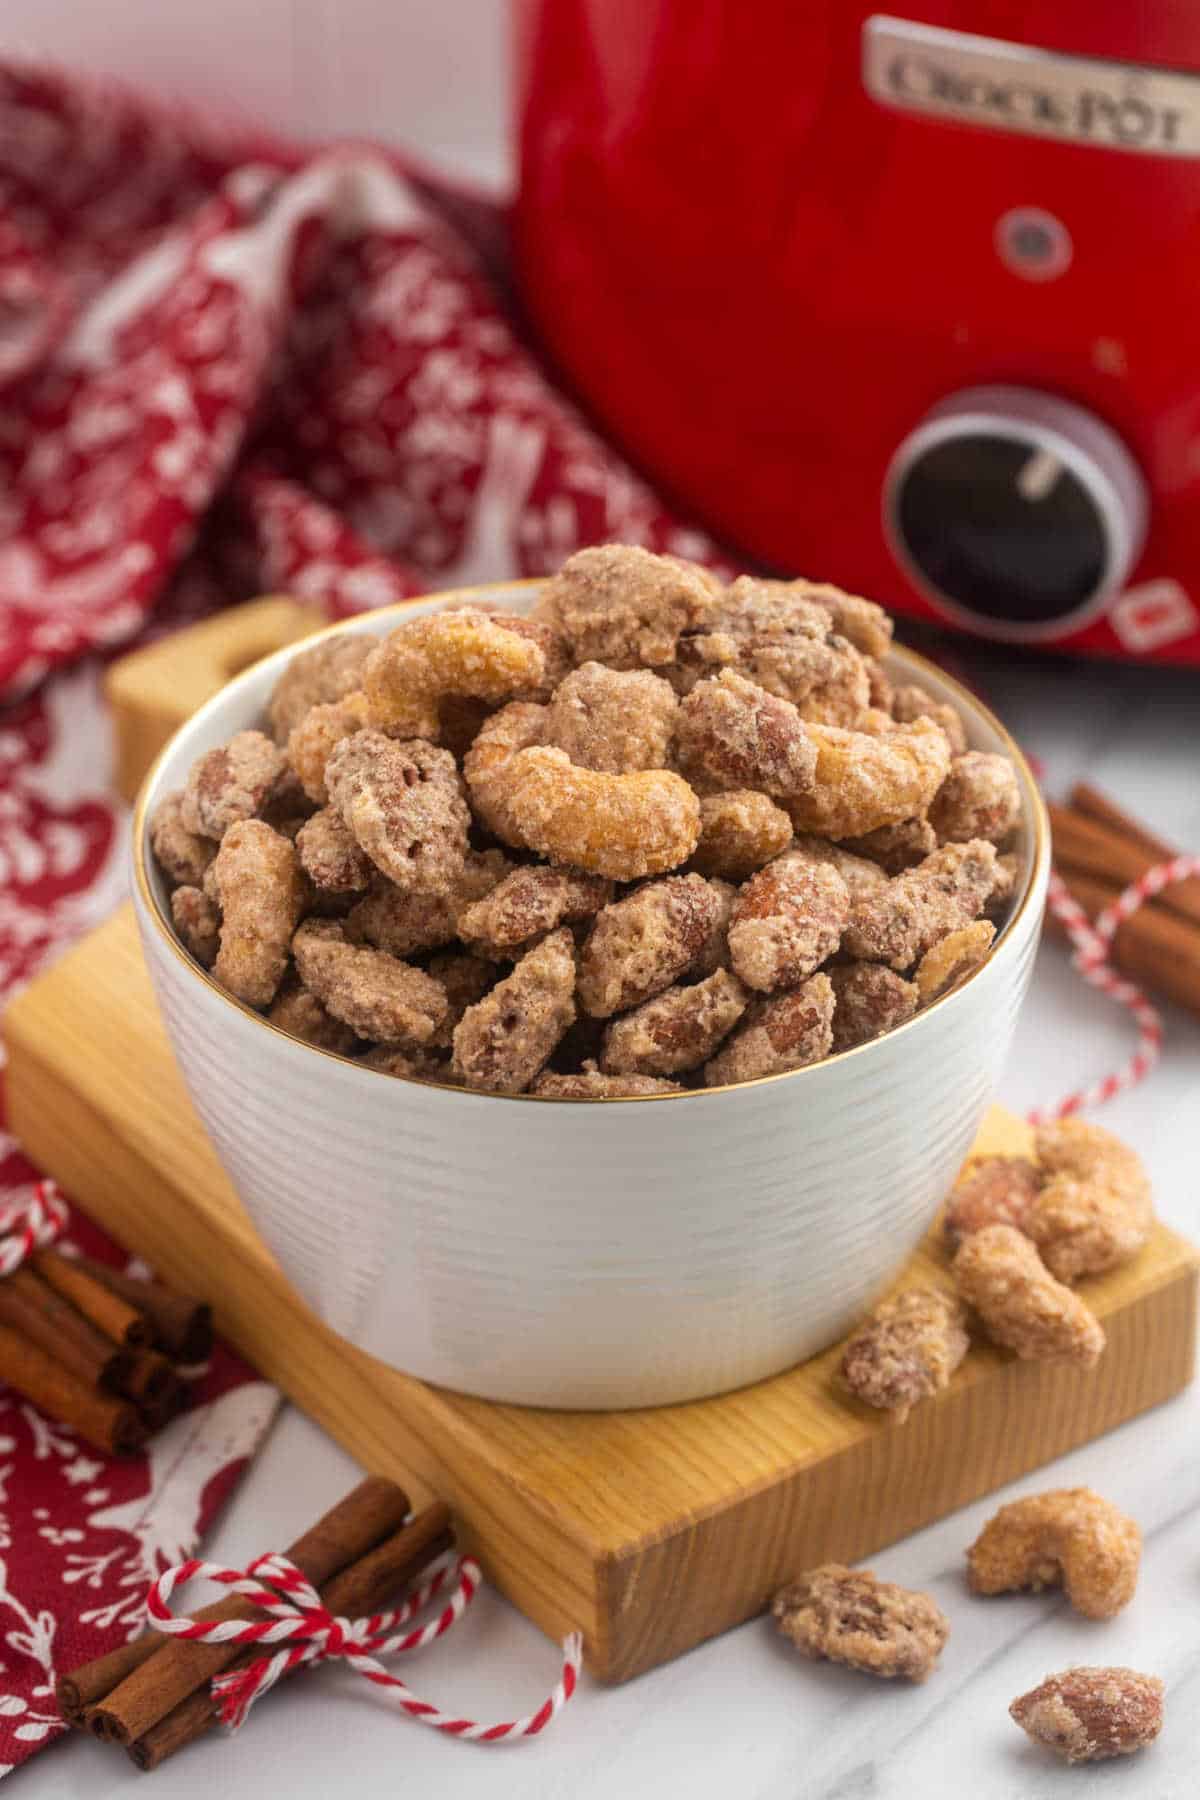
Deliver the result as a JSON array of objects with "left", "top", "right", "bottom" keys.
[{"left": 864, "top": 16, "right": 1200, "bottom": 157}]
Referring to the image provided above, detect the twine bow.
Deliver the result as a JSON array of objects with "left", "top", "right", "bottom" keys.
[
  {"left": 0, "top": 1179, "right": 67, "bottom": 1276},
  {"left": 146, "top": 1550, "right": 582, "bottom": 1741}
]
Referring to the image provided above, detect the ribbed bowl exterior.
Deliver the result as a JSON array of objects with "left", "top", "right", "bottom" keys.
[{"left": 133, "top": 584, "right": 1049, "bottom": 1409}]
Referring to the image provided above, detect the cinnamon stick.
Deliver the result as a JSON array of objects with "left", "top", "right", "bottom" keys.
[
  {"left": 128, "top": 1502, "right": 454, "bottom": 1772},
  {"left": 0, "top": 1269, "right": 131, "bottom": 1391},
  {"left": 0, "top": 1322, "right": 145, "bottom": 1457},
  {"left": 121, "top": 1351, "right": 178, "bottom": 1409},
  {"left": 1048, "top": 867, "right": 1200, "bottom": 1016},
  {"left": 84, "top": 1476, "right": 411, "bottom": 1744},
  {"left": 33, "top": 1249, "right": 151, "bottom": 1348},
  {"left": 72, "top": 1257, "right": 214, "bottom": 1362},
  {"left": 1049, "top": 801, "right": 1200, "bottom": 932},
  {"left": 1070, "top": 782, "right": 1184, "bottom": 863}
]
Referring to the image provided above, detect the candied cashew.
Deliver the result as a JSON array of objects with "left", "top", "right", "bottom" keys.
[
  {"left": 267, "top": 632, "right": 372, "bottom": 744},
  {"left": 839, "top": 1288, "right": 969, "bottom": 1423},
  {"left": 692, "top": 790, "right": 793, "bottom": 881},
  {"left": 181, "top": 730, "right": 286, "bottom": 840},
  {"left": 929, "top": 751, "right": 1021, "bottom": 845},
  {"left": 842, "top": 840, "right": 1000, "bottom": 970},
  {"left": 170, "top": 885, "right": 220, "bottom": 968},
  {"left": 703, "top": 972, "right": 834, "bottom": 1085},
  {"left": 326, "top": 731, "right": 470, "bottom": 893},
  {"left": 602, "top": 968, "right": 748, "bottom": 1076},
  {"left": 287, "top": 691, "right": 370, "bottom": 804},
  {"left": 772, "top": 1565, "right": 948, "bottom": 1682},
  {"left": 829, "top": 964, "right": 918, "bottom": 1051},
  {"left": 675, "top": 668, "right": 817, "bottom": 798},
  {"left": 1028, "top": 1119, "right": 1154, "bottom": 1283},
  {"left": 914, "top": 919, "right": 995, "bottom": 1003},
  {"left": 458, "top": 865, "right": 612, "bottom": 957},
  {"left": 952, "top": 1225, "right": 1104, "bottom": 1366},
  {"left": 967, "top": 1488, "right": 1141, "bottom": 1619},
  {"left": 579, "top": 875, "right": 721, "bottom": 1016},
  {"left": 345, "top": 850, "right": 512, "bottom": 959},
  {"left": 1010, "top": 1668, "right": 1163, "bottom": 1763},
  {"left": 211, "top": 820, "right": 306, "bottom": 1009},
  {"left": 363, "top": 610, "right": 547, "bottom": 739},
  {"left": 150, "top": 792, "right": 216, "bottom": 888},
  {"left": 292, "top": 919, "right": 447, "bottom": 1046},
  {"left": 462, "top": 701, "right": 547, "bottom": 845},
  {"left": 531, "top": 543, "right": 717, "bottom": 669},
  {"left": 499, "top": 746, "right": 701, "bottom": 881},
  {"left": 944, "top": 1156, "right": 1041, "bottom": 1245},
  {"left": 785, "top": 717, "right": 951, "bottom": 840},
  {"left": 451, "top": 927, "right": 577, "bottom": 1093},
  {"left": 728, "top": 853, "right": 849, "bottom": 992},
  {"left": 531, "top": 1062, "right": 682, "bottom": 1098},
  {"left": 542, "top": 662, "right": 678, "bottom": 772}
]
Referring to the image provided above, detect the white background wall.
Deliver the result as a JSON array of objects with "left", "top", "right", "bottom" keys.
[{"left": 0, "top": 0, "right": 511, "bottom": 188}]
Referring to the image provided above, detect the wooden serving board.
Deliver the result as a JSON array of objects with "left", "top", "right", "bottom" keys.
[{"left": 5, "top": 907, "right": 1196, "bottom": 1683}]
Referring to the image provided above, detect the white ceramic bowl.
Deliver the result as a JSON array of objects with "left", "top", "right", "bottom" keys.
[{"left": 132, "top": 583, "right": 1049, "bottom": 1408}]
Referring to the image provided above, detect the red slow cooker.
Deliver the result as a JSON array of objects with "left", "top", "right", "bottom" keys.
[{"left": 515, "top": 2, "right": 1200, "bottom": 662}]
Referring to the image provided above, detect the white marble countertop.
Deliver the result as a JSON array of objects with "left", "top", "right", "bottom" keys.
[{"left": 22, "top": 652, "right": 1200, "bottom": 1798}]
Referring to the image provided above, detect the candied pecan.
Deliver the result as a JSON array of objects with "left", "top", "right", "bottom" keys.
[
  {"left": 267, "top": 631, "right": 372, "bottom": 744},
  {"left": 170, "top": 885, "right": 220, "bottom": 968},
  {"left": 890, "top": 682, "right": 968, "bottom": 755},
  {"left": 292, "top": 919, "right": 447, "bottom": 1046},
  {"left": 1010, "top": 1668, "right": 1163, "bottom": 1763},
  {"left": 295, "top": 807, "right": 373, "bottom": 894},
  {"left": 462, "top": 701, "right": 547, "bottom": 845},
  {"left": 691, "top": 790, "right": 793, "bottom": 881},
  {"left": 914, "top": 919, "right": 995, "bottom": 1003},
  {"left": 451, "top": 927, "right": 577, "bottom": 1093},
  {"left": 531, "top": 543, "right": 717, "bottom": 669},
  {"left": 842, "top": 840, "right": 1000, "bottom": 970},
  {"left": 363, "top": 609, "right": 547, "bottom": 739},
  {"left": 531, "top": 1061, "right": 683, "bottom": 1098},
  {"left": 287, "top": 691, "right": 370, "bottom": 804},
  {"left": 952, "top": 1225, "right": 1105, "bottom": 1366},
  {"left": 675, "top": 668, "right": 817, "bottom": 797},
  {"left": 929, "top": 751, "right": 1021, "bottom": 845},
  {"left": 345, "top": 850, "right": 512, "bottom": 959},
  {"left": 674, "top": 577, "right": 875, "bottom": 723},
  {"left": 150, "top": 791, "right": 216, "bottom": 888},
  {"left": 785, "top": 717, "right": 951, "bottom": 841},
  {"left": 728, "top": 853, "right": 849, "bottom": 992},
  {"left": 1028, "top": 1119, "right": 1154, "bottom": 1283},
  {"left": 843, "top": 816, "right": 938, "bottom": 874},
  {"left": 578, "top": 874, "right": 722, "bottom": 1017},
  {"left": 458, "top": 865, "right": 613, "bottom": 957},
  {"left": 967, "top": 1488, "right": 1141, "bottom": 1620},
  {"left": 839, "top": 1288, "right": 969, "bottom": 1422},
  {"left": 326, "top": 731, "right": 470, "bottom": 893},
  {"left": 424, "top": 951, "right": 496, "bottom": 1048},
  {"left": 267, "top": 974, "right": 358, "bottom": 1053},
  {"left": 703, "top": 972, "right": 834, "bottom": 1085},
  {"left": 787, "top": 834, "right": 889, "bottom": 904},
  {"left": 181, "top": 730, "right": 286, "bottom": 840},
  {"left": 772, "top": 1565, "right": 948, "bottom": 1682},
  {"left": 944, "top": 1156, "right": 1041, "bottom": 1245},
  {"left": 499, "top": 746, "right": 701, "bottom": 881},
  {"left": 211, "top": 820, "right": 306, "bottom": 1008},
  {"left": 829, "top": 964, "right": 918, "bottom": 1051},
  {"left": 542, "top": 662, "right": 678, "bottom": 772},
  {"left": 602, "top": 968, "right": 748, "bottom": 1076}
]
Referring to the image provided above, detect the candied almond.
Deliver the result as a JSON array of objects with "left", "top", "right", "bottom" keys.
[
  {"left": 500, "top": 746, "right": 701, "bottom": 881},
  {"left": 451, "top": 927, "right": 577, "bottom": 1094},
  {"left": 728, "top": 853, "right": 849, "bottom": 992},
  {"left": 458, "top": 865, "right": 613, "bottom": 957},
  {"left": 692, "top": 789, "right": 793, "bottom": 881},
  {"left": 579, "top": 874, "right": 722, "bottom": 1017},
  {"left": 267, "top": 632, "right": 372, "bottom": 745},
  {"left": 967, "top": 1487, "right": 1141, "bottom": 1620},
  {"left": 704, "top": 972, "right": 834, "bottom": 1085},
  {"left": 785, "top": 717, "right": 951, "bottom": 841},
  {"left": 914, "top": 919, "right": 995, "bottom": 1004},
  {"left": 952, "top": 1225, "right": 1105, "bottom": 1366},
  {"left": 1010, "top": 1667, "right": 1162, "bottom": 1763},
  {"left": 772, "top": 1565, "right": 948, "bottom": 1682},
  {"left": 842, "top": 840, "right": 999, "bottom": 970},
  {"left": 211, "top": 820, "right": 306, "bottom": 1009},
  {"left": 363, "top": 609, "right": 547, "bottom": 739},
  {"left": 181, "top": 731, "right": 286, "bottom": 840},
  {"left": 150, "top": 791, "right": 216, "bottom": 887},
  {"left": 787, "top": 834, "right": 888, "bottom": 904},
  {"left": 929, "top": 751, "right": 1021, "bottom": 845},
  {"left": 676, "top": 668, "right": 817, "bottom": 798},
  {"left": 326, "top": 731, "right": 470, "bottom": 893},
  {"left": 532, "top": 543, "right": 717, "bottom": 669},
  {"left": 839, "top": 1288, "right": 969, "bottom": 1423},
  {"left": 829, "top": 963, "right": 918, "bottom": 1052},
  {"left": 602, "top": 968, "right": 748, "bottom": 1076},
  {"left": 542, "top": 662, "right": 678, "bottom": 773},
  {"left": 292, "top": 919, "right": 447, "bottom": 1046}
]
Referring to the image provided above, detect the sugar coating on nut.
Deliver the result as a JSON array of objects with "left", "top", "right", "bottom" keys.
[
  {"left": 170, "top": 885, "right": 220, "bottom": 968},
  {"left": 499, "top": 746, "right": 701, "bottom": 881},
  {"left": 674, "top": 578, "right": 872, "bottom": 724},
  {"left": 458, "top": 865, "right": 613, "bottom": 957},
  {"left": 968, "top": 1487, "right": 1141, "bottom": 1620},
  {"left": 728, "top": 853, "right": 849, "bottom": 992},
  {"left": 930, "top": 752, "right": 1021, "bottom": 845},
  {"left": 772, "top": 1565, "right": 948, "bottom": 1682},
  {"left": 1029, "top": 1119, "right": 1154, "bottom": 1283},
  {"left": 151, "top": 791, "right": 217, "bottom": 887},
  {"left": 462, "top": 701, "right": 547, "bottom": 845},
  {"left": 578, "top": 875, "right": 722, "bottom": 1017},
  {"left": 531, "top": 1061, "right": 683, "bottom": 1098},
  {"left": 267, "top": 632, "right": 372, "bottom": 745},
  {"left": 326, "top": 730, "right": 470, "bottom": 893},
  {"left": 989, "top": 851, "right": 1020, "bottom": 911},
  {"left": 602, "top": 968, "right": 748, "bottom": 1076},
  {"left": 844, "top": 816, "right": 938, "bottom": 874},
  {"left": 211, "top": 820, "right": 306, "bottom": 1008},
  {"left": 704, "top": 972, "right": 834, "bottom": 1085},
  {"left": 830, "top": 964, "right": 918, "bottom": 1052},
  {"left": 182, "top": 730, "right": 285, "bottom": 840},
  {"left": 914, "top": 919, "right": 996, "bottom": 1004},
  {"left": 267, "top": 975, "right": 358, "bottom": 1054},
  {"left": 292, "top": 919, "right": 447, "bottom": 1046},
  {"left": 787, "top": 834, "right": 889, "bottom": 904},
  {"left": 295, "top": 807, "right": 374, "bottom": 893},
  {"left": 542, "top": 662, "right": 678, "bottom": 772},
  {"left": 358, "top": 1043, "right": 450, "bottom": 1080},
  {"left": 799, "top": 582, "right": 894, "bottom": 660},
  {"left": 345, "top": 850, "right": 512, "bottom": 960},
  {"left": 691, "top": 876, "right": 737, "bottom": 977},
  {"left": 363, "top": 609, "right": 546, "bottom": 740},
  {"left": 424, "top": 951, "right": 496, "bottom": 1048},
  {"left": 287, "top": 691, "right": 370, "bottom": 804},
  {"left": 842, "top": 840, "right": 1000, "bottom": 970},
  {"left": 1010, "top": 1667, "right": 1163, "bottom": 1763},
  {"left": 944, "top": 1156, "right": 1041, "bottom": 1245},
  {"left": 692, "top": 790, "right": 793, "bottom": 881},
  {"left": 953, "top": 1224, "right": 1105, "bottom": 1366},
  {"left": 532, "top": 543, "right": 717, "bottom": 669},
  {"left": 451, "top": 927, "right": 577, "bottom": 1093},
  {"left": 785, "top": 717, "right": 951, "bottom": 840},
  {"left": 839, "top": 1288, "right": 969, "bottom": 1423},
  {"left": 890, "top": 683, "right": 968, "bottom": 755},
  {"left": 676, "top": 668, "right": 817, "bottom": 798}
]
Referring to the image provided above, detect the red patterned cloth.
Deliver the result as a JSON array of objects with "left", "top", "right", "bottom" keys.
[{"left": 0, "top": 60, "right": 722, "bottom": 1775}]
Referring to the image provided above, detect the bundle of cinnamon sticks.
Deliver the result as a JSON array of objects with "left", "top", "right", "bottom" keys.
[
  {"left": 57, "top": 1476, "right": 454, "bottom": 1772},
  {"left": 1048, "top": 783, "right": 1200, "bottom": 1017},
  {"left": 0, "top": 1248, "right": 212, "bottom": 1456}
]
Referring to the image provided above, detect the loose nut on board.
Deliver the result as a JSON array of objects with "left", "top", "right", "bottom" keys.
[
  {"left": 838, "top": 1288, "right": 969, "bottom": 1423},
  {"left": 952, "top": 1226, "right": 1104, "bottom": 1366}
]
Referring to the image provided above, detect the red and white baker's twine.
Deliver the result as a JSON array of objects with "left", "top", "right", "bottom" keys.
[
  {"left": 0, "top": 1179, "right": 66, "bottom": 1276},
  {"left": 146, "top": 1550, "right": 582, "bottom": 1742},
  {"left": 1034, "top": 854, "right": 1200, "bottom": 1124}
]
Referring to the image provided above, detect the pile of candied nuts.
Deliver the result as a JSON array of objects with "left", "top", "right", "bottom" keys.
[{"left": 150, "top": 545, "right": 1024, "bottom": 1095}]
